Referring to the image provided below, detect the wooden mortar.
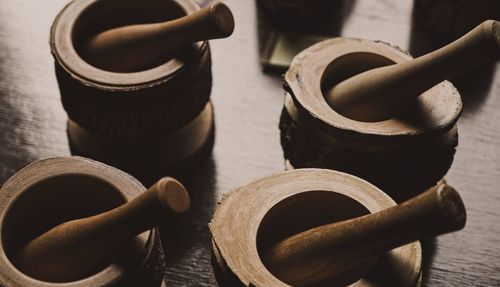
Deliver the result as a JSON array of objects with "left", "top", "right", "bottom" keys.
[
  {"left": 67, "top": 102, "right": 215, "bottom": 185},
  {"left": 210, "top": 169, "right": 427, "bottom": 287},
  {"left": 50, "top": 0, "right": 230, "bottom": 183},
  {"left": 280, "top": 37, "right": 463, "bottom": 201},
  {"left": 0, "top": 157, "right": 169, "bottom": 287}
]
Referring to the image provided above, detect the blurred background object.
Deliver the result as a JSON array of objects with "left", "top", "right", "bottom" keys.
[
  {"left": 257, "top": 0, "right": 354, "bottom": 73},
  {"left": 413, "top": 0, "right": 500, "bottom": 47}
]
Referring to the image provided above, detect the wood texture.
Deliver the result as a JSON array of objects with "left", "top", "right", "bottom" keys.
[
  {"left": 52, "top": 0, "right": 214, "bottom": 137},
  {"left": 0, "top": 157, "right": 165, "bottom": 286},
  {"left": 326, "top": 20, "right": 499, "bottom": 122},
  {"left": 0, "top": 0, "right": 499, "bottom": 286},
  {"left": 262, "top": 183, "right": 465, "bottom": 286},
  {"left": 282, "top": 38, "right": 461, "bottom": 201},
  {"left": 68, "top": 102, "right": 215, "bottom": 185},
  {"left": 51, "top": 0, "right": 220, "bottom": 184},
  {"left": 210, "top": 169, "right": 422, "bottom": 287},
  {"left": 12, "top": 177, "right": 189, "bottom": 282},
  {"left": 81, "top": 2, "right": 234, "bottom": 72}
]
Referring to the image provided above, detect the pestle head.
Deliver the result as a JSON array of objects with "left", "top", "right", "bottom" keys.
[
  {"left": 209, "top": 2, "right": 235, "bottom": 38},
  {"left": 433, "top": 183, "right": 467, "bottom": 233},
  {"left": 485, "top": 20, "right": 500, "bottom": 46},
  {"left": 154, "top": 177, "right": 190, "bottom": 216}
]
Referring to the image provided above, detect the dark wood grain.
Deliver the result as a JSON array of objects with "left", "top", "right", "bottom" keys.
[{"left": 0, "top": 0, "right": 499, "bottom": 286}]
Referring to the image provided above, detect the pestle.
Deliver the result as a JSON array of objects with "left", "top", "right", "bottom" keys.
[
  {"left": 80, "top": 2, "right": 235, "bottom": 72},
  {"left": 326, "top": 20, "right": 500, "bottom": 122},
  {"left": 12, "top": 177, "right": 190, "bottom": 282},
  {"left": 262, "top": 183, "right": 466, "bottom": 286}
]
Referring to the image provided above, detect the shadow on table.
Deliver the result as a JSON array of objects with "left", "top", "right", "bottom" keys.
[
  {"left": 420, "top": 238, "right": 437, "bottom": 285},
  {"left": 160, "top": 155, "right": 218, "bottom": 271}
]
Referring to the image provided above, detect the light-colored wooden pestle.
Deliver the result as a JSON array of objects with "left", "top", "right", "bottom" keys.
[
  {"left": 12, "top": 177, "right": 190, "bottom": 282},
  {"left": 262, "top": 183, "right": 466, "bottom": 286},
  {"left": 326, "top": 20, "right": 500, "bottom": 122},
  {"left": 80, "top": 2, "right": 235, "bottom": 72}
]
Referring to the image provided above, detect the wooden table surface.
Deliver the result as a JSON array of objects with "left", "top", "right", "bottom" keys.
[{"left": 1, "top": 0, "right": 499, "bottom": 286}]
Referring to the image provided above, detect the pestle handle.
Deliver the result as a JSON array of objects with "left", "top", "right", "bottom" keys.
[
  {"left": 327, "top": 20, "right": 500, "bottom": 122},
  {"left": 263, "top": 183, "right": 466, "bottom": 286},
  {"left": 12, "top": 177, "right": 190, "bottom": 282},
  {"left": 81, "top": 2, "right": 235, "bottom": 72}
]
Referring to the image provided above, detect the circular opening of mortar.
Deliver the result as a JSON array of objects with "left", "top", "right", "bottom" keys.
[
  {"left": 257, "top": 190, "right": 374, "bottom": 286},
  {"left": 320, "top": 52, "right": 396, "bottom": 122},
  {"left": 2, "top": 174, "right": 127, "bottom": 282},
  {"left": 72, "top": 0, "right": 189, "bottom": 73}
]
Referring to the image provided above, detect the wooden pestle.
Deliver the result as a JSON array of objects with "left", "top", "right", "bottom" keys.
[
  {"left": 262, "top": 183, "right": 466, "bottom": 286},
  {"left": 326, "top": 20, "right": 500, "bottom": 122},
  {"left": 12, "top": 177, "right": 190, "bottom": 282},
  {"left": 80, "top": 2, "right": 235, "bottom": 72}
]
